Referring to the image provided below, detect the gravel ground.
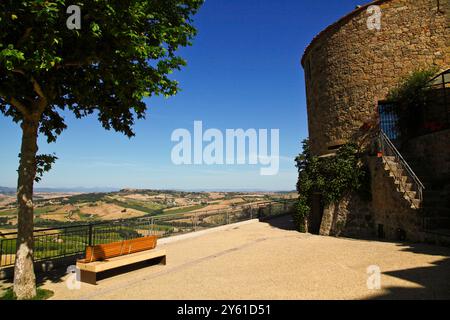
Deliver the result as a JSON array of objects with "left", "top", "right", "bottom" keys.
[{"left": 23, "top": 216, "right": 450, "bottom": 299}]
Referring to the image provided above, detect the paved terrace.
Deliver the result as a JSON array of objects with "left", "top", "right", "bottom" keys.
[{"left": 5, "top": 216, "right": 450, "bottom": 299}]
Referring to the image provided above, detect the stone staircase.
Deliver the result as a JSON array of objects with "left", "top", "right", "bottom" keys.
[
  {"left": 401, "top": 156, "right": 450, "bottom": 245},
  {"left": 378, "top": 131, "right": 450, "bottom": 245},
  {"left": 382, "top": 156, "right": 422, "bottom": 209}
]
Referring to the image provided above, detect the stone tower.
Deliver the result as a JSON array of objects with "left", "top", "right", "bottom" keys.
[{"left": 301, "top": 0, "right": 449, "bottom": 156}]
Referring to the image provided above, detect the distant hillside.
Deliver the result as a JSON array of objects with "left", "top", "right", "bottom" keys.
[
  {"left": 0, "top": 186, "right": 15, "bottom": 194},
  {"left": 0, "top": 186, "right": 120, "bottom": 194},
  {"left": 0, "top": 186, "right": 296, "bottom": 195}
]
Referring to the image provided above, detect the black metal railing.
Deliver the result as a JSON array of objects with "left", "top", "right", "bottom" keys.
[
  {"left": 426, "top": 69, "right": 449, "bottom": 129},
  {"left": 378, "top": 69, "right": 450, "bottom": 141},
  {"left": 0, "top": 200, "right": 295, "bottom": 268}
]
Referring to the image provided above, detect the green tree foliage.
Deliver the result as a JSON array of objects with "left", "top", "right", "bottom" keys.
[
  {"left": 0, "top": 0, "right": 203, "bottom": 138},
  {"left": 0, "top": 0, "right": 203, "bottom": 299},
  {"left": 294, "top": 140, "right": 370, "bottom": 232},
  {"left": 386, "top": 67, "right": 438, "bottom": 141}
]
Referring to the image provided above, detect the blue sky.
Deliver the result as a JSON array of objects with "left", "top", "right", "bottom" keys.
[{"left": 0, "top": 0, "right": 367, "bottom": 191}]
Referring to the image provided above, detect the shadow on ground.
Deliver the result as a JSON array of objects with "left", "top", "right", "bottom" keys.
[
  {"left": 261, "top": 216, "right": 450, "bottom": 300},
  {"left": 1, "top": 258, "right": 75, "bottom": 290},
  {"left": 370, "top": 243, "right": 450, "bottom": 299},
  {"left": 260, "top": 214, "right": 296, "bottom": 231},
  {"left": 35, "top": 267, "right": 69, "bottom": 286}
]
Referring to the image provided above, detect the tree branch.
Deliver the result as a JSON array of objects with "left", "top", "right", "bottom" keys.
[
  {"left": 11, "top": 68, "right": 25, "bottom": 76},
  {"left": 55, "top": 55, "right": 99, "bottom": 70},
  {"left": 9, "top": 97, "right": 31, "bottom": 119},
  {"left": 33, "top": 78, "right": 48, "bottom": 115},
  {"left": 12, "top": 69, "right": 44, "bottom": 98},
  {"left": 12, "top": 69, "right": 47, "bottom": 114},
  {"left": 0, "top": 87, "right": 30, "bottom": 117},
  {"left": 30, "top": 76, "right": 46, "bottom": 101}
]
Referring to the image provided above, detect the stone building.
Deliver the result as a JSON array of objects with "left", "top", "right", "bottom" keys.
[{"left": 300, "top": 0, "right": 450, "bottom": 244}]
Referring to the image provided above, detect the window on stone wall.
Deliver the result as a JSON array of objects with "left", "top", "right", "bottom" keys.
[{"left": 378, "top": 102, "right": 399, "bottom": 141}]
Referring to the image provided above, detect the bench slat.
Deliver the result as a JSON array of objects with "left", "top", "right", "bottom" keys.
[
  {"left": 80, "top": 236, "right": 157, "bottom": 263},
  {"left": 77, "top": 249, "right": 166, "bottom": 273}
]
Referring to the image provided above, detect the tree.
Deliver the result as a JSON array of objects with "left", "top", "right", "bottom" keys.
[{"left": 0, "top": 0, "right": 203, "bottom": 299}]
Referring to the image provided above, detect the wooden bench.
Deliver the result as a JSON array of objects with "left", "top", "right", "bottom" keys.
[{"left": 76, "top": 236, "right": 166, "bottom": 285}]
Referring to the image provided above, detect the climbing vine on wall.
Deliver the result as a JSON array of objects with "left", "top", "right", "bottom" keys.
[{"left": 293, "top": 139, "right": 370, "bottom": 232}]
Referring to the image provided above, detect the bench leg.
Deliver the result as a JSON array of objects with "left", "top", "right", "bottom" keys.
[
  {"left": 160, "top": 255, "right": 167, "bottom": 265},
  {"left": 80, "top": 270, "right": 97, "bottom": 285}
]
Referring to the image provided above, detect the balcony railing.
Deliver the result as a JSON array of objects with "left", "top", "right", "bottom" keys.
[{"left": 0, "top": 200, "right": 295, "bottom": 268}]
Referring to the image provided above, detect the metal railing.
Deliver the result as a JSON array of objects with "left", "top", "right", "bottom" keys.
[
  {"left": 0, "top": 200, "right": 295, "bottom": 268},
  {"left": 379, "top": 130, "right": 425, "bottom": 205},
  {"left": 378, "top": 70, "right": 450, "bottom": 141}
]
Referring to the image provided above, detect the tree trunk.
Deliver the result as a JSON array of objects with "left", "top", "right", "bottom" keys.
[{"left": 13, "top": 119, "right": 39, "bottom": 300}]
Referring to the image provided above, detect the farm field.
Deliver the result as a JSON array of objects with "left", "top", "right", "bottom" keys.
[{"left": 0, "top": 189, "right": 297, "bottom": 233}]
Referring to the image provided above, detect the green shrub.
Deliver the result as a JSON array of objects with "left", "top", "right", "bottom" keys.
[
  {"left": 294, "top": 140, "right": 370, "bottom": 232},
  {"left": 386, "top": 67, "right": 438, "bottom": 141},
  {"left": 0, "top": 288, "right": 53, "bottom": 300}
]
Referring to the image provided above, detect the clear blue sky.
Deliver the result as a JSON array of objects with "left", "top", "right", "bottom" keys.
[{"left": 0, "top": 0, "right": 367, "bottom": 191}]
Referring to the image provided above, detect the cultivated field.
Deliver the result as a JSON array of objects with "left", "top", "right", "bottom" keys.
[{"left": 0, "top": 189, "right": 297, "bottom": 232}]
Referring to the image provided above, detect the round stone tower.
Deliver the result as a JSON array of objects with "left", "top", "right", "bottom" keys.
[{"left": 301, "top": 0, "right": 449, "bottom": 156}]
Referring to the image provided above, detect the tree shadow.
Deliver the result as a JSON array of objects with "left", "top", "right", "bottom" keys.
[
  {"left": 370, "top": 243, "right": 450, "bottom": 300},
  {"left": 0, "top": 255, "right": 81, "bottom": 289},
  {"left": 35, "top": 266, "right": 70, "bottom": 286}
]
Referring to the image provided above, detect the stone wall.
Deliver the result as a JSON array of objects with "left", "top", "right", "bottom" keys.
[
  {"left": 319, "top": 156, "right": 424, "bottom": 242},
  {"left": 403, "top": 129, "right": 450, "bottom": 183},
  {"left": 368, "top": 157, "right": 424, "bottom": 242},
  {"left": 319, "top": 193, "right": 375, "bottom": 239},
  {"left": 302, "top": 0, "right": 450, "bottom": 156}
]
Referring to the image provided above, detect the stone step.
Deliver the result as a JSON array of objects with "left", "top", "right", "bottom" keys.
[
  {"left": 383, "top": 157, "right": 426, "bottom": 184},
  {"left": 390, "top": 172, "right": 410, "bottom": 184},
  {"left": 387, "top": 169, "right": 409, "bottom": 182},
  {"left": 384, "top": 161, "right": 403, "bottom": 173},
  {"left": 397, "top": 182, "right": 415, "bottom": 192},
  {"left": 404, "top": 190, "right": 418, "bottom": 200},
  {"left": 388, "top": 170, "right": 429, "bottom": 195},
  {"left": 394, "top": 179, "right": 416, "bottom": 192},
  {"left": 391, "top": 168, "right": 420, "bottom": 184},
  {"left": 383, "top": 157, "right": 397, "bottom": 165},
  {"left": 410, "top": 198, "right": 421, "bottom": 209},
  {"left": 381, "top": 156, "right": 423, "bottom": 209}
]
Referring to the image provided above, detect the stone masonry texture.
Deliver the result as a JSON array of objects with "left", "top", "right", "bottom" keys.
[{"left": 302, "top": 0, "right": 449, "bottom": 156}]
